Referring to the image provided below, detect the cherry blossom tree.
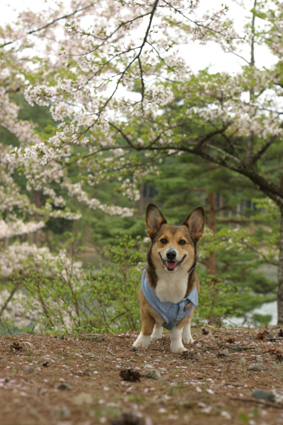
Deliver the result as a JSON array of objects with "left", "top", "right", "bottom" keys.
[{"left": 0, "top": 1, "right": 138, "bottom": 284}]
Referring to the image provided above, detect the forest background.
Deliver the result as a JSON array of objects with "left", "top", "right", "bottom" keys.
[{"left": 0, "top": 0, "right": 281, "bottom": 334}]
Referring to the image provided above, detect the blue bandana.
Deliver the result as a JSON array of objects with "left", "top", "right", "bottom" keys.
[{"left": 141, "top": 269, "right": 198, "bottom": 330}]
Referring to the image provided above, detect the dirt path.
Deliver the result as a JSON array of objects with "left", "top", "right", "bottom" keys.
[{"left": 0, "top": 327, "right": 283, "bottom": 425}]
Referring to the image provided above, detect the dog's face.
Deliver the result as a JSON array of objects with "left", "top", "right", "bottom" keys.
[{"left": 146, "top": 204, "right": 205, "bottom": 273}]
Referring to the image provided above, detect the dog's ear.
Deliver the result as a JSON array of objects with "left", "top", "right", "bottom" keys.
[
  {"left": 183, "top": 207, "right": 205, "bottom": 243},
  {"left": 146, "top": 204, "right": 167, "bottom": 239}
]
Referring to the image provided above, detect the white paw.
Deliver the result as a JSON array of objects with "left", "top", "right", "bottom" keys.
[
  {"left": 133, "top": 333, "right": 150, "bottom": 349},
  {"left": 133, "top": 340, "right": 149, "bottom": 349},
  {"left": 183, "top": 335, "right": 194, "bottom": 345},
  {"left": 170, "top": 343, "right": 188, "bottom": 354}
]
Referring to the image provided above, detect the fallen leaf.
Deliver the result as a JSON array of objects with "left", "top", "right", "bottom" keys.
[
  {"left": 225, "top": 337, "right": 236, "bottom": 344},
  {"left": 256, "top": 330, "right": 268, "bottom": 341},
  {"left": 120, "top": 369, "right": 141, "bottom": 382},
  {"left": 11, "top": 342, "right": 22, "bottom": 351},
  {"left": 110, "top": 409, "right": 145, "bottom": 425}
]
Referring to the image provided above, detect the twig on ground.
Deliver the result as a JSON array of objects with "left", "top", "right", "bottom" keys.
[
  {"left": 206, "top": 327, "right": 254, "bottom": 339},
  {"left": 229, "top": 396, "right": 283, "bottom": 410}
]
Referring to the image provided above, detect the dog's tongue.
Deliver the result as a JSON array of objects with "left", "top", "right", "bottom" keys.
[{"left": 167, "top": 261, "right": 177, "bottom": 270}]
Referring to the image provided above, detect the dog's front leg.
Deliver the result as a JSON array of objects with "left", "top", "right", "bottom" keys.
[
  {"left": 133, "top": 309, "right": 155, "bottom": 349},
  {"left": 170, "top": 324, "right": 188, "bottom": 354},
  {"left": 183, "top": 309, "right": 196, "bottom": 345},
  {"left": 151, "top": 324, "right": 163, "bottom": 342}
]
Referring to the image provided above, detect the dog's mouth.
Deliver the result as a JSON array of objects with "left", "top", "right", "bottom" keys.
[{"left": 159, "top": 254, "right": 186, "bottom": 271}]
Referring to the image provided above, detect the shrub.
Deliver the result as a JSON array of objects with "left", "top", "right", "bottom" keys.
[
  {"left": 12, "top": 235, "right": 146, "bottom": 334},
  {"left": 194, "top": 274, "right": 241, "bottom": 327}
]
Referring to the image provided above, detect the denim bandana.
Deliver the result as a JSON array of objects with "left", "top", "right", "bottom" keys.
[{"left": 141, "top": 269, "right": 198, "bottom": 330}]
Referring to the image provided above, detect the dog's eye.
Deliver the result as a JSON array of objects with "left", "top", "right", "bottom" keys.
[
  {"left": 160, "top": 238, "right": 168, "bottom": 244},
  {"left": 179, "top": 240, "right": 186, "bottom": 245}
]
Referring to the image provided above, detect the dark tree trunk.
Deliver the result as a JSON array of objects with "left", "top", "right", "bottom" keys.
[{"left": 207, "top": 192, "right": 218, "bottom": 275}]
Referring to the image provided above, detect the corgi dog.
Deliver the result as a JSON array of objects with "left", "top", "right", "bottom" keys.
[{"left": 133, "top": 204, "right": 205, "bottom": 354}]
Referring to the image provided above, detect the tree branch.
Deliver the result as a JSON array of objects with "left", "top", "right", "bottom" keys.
[
  {"left": 252, "top": 134, "right": 280, "bottom": 164},
  {"left": 242, "top": 242, "right": 278, "bottom": 266},
  {"left": 0, "top": 2, "right": 95, "bottom": 48}
]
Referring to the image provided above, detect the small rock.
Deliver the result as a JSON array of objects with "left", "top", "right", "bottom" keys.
[
  {"left": 23, "top": 367, "right": 34, "bottom": 374},
  {"left": 255, "top": 349, "right": 262, "bottom": 354},
  {"left": 72, "top": 393, "right": 93, "bottom": 405},
  {"left": 83, "top": 368, "right": 93, "bottom": 375},
  {"left": 51, "top": 406, "right": 70, "bottom": 418},
  {"left": 144, "top": 364, "right": 155, "bottom": 370},
  {"left": 85, "top": 352, "right": 96, "bottom": 358},
  {"left": 256, "top": 356, "right": 264, "bottom": 363},
  {"left": 266, "top": 333, "right": 274, "bottom": 340},
  {"left": 252, "top": 389, "right": 275, "bottom": 403},
  {"left": 231, "top": 345, "right": 243, "bottom": 352},
  {"left": 217, "top": 349, "right": 229, "bottom": 357},
  {"left": 248, "top": 364, "right": 269, "bottom": 371},
  {"left": 58, "top": 381, "right": 72, "bottom": 391},
  {"left": 239, "top": 358, "right": 246, "bottom": 366},
  {"left": 146, "top": 369, "right": 162, "bottom": 380},
  {"left": 158, "top": 367, "right": 167, "bottom": 372}
]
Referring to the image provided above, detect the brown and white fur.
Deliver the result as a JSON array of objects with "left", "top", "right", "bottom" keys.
[{"left": 133, "top": 204, "right": 205, "bottom": 354}]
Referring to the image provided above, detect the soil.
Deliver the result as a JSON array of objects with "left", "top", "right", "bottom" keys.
[{"left": 1, "top": 327, "right": 283, "bottom": 425}]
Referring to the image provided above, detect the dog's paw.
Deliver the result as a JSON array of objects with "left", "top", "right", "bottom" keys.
[
  {"left": 183, "top": 335, "right": 194, "bottom": 345},
  {"left": 132, "top": 340, "right": 149, "bottom": 349},
  {"left": 133, "top": 334, "right": 150, "bottom": 349},
  {"left": 170, "top": 343, "right": 188, "bottom": 354}
]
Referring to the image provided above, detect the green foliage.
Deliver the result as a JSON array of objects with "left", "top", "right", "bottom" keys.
[
  {"left": 239, "top": 412, "right": 249, "bottom": 424},
  {"left": 252, "top": 313, "right": 272, "bottom": 326},
  {"left": 194, "top": 275, "right": 241, "bottom": 326}
]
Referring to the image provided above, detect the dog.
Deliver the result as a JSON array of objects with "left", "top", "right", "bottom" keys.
[{"left": 133, "top": 204, "right": 205, "bottom": 354}]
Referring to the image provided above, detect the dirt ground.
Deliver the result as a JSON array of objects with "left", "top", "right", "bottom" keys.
[{"left": 1, "top": 327, "right": 283, "bottom": 425}]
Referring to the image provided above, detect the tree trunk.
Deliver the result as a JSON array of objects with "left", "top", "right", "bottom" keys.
[
  {"left": 207, "top": 192, "right": 218, "bottom": 275},
  {"left": 277, "top": 208, "right": 283, "bottom": 324}
]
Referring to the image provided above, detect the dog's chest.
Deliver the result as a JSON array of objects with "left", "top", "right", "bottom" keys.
[{"left": 155, "top": 269, "right": 188, "bottom": 303}]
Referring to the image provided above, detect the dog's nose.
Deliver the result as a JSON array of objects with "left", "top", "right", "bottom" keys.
[{"left": 166, "top": 250, "right": 176, "bottom": 261}]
